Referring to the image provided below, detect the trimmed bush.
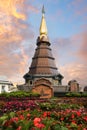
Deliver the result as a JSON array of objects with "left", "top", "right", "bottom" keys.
[
  {"left": 66, "top": 92, "right": 87, "bottom": 97},
  {"left": 0, "top": 91, "right": 40, "bottom": 100}
]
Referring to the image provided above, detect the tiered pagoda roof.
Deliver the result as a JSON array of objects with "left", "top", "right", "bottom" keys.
[{"left": 24, "top": 6, "right": 63, "bottom": 79}]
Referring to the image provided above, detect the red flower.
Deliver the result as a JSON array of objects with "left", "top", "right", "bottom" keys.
[
  {"left": 33, "top": 117, "right": 45, "bottom": 129},
  {"left": 34, "top": 122, "right": 45, "bottom": 128},
  {"left": 83, "top": 116, "right": 87, "bottom": 121},
  {"left": 16, "top": 126, "right": 22, "bottom": 130},
  {"left": 4, "top": 117, "right": 19, "bottom": 127},
  {"left": 10, "top": 117, "right": 19, "bottom": 122},
  {"left": 76, "top": 111, "right": 81, "bottom": 116},
  {"left": 19, "top": 115, "right": 24, "bottom": 120},
  {"left": 71, "top": 114, "right": 75, "bottom": 119},
  {"left": 36, "top": 123, "right": 45, "bottom": 128},
  {"left": 27, "top": 113, "right": 31, "bottom": 118},
  {"left": 43, "top": 112, "right": 50, "bottom": 117},
  {"left": 4, "top": 121, "right": 10, "bottom": 127},
  {"left": 34, "top": 117, "right": 41, "bottom": 124},
  {"left": 60, "top": 117, "right": 64, "bottom": 121},
  {"left": 43, "top": 112, "right": 47, "bottom": 117},
  {"left": 31, "top": 128, "right": 35, "bottom": 130},
  {"left": 71, "top": 121, "right": 76, "bottom": 124}
]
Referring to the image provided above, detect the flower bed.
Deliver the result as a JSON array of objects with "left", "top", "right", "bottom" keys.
[
  {"left": 0, "top": 107, "right": 87, "bottom": 130},
  {"left": 0, "top": 97, "right": 87, "bottom": 130}
]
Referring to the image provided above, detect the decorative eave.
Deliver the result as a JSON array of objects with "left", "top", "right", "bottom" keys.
[{"left": 23, "top": 73, "right": 63, "bottom": 80}]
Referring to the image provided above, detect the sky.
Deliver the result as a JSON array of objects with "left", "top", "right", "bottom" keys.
[{"left": 0, "top": 0, "right": 87, "bottom": 87}]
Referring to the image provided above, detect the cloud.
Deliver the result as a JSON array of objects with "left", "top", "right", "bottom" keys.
[
  {"left": 0, "top": 41, "right": 36, "bottom": 83},
  {"left": 53, "top": 0, "right": 87, "bottom": 22},
  {"left": 60, "top": 63, "right": 87, "bottom": 87},
  {"left": 52, "top": 36, "right": 80, "bottom": 67},
  {"left": 67, "top": 0, "right": 87, "bottom": 17},
  {"left": 53, "top": 37, "right": 72, "bottom": 49},
  {"left": 52, "top": 31, "right": 87, "bottom": 87},
  {"left": 0, "top": 0, "right": 38, "bottom": 82},
  {"left": 77, "top": 31, "right": 87, "bottom": 63},
  {"left": 0, "top": 0, "right": 28, "bottom": 20}
]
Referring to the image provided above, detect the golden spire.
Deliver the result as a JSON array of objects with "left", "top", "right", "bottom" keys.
[{"left": 40, "top": 6, "right": 48, "bottom": 38}]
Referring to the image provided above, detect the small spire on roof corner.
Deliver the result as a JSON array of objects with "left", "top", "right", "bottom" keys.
[{"left": 42, "top": 5, "right": 45, "bottom": 14}]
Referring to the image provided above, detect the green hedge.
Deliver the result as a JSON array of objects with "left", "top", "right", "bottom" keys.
[
  {"left": 0, "top": 91, "right": 40, "bottom": 98},
  {"left": 66, "top": 92, "right": 87, "bottom": 97}
]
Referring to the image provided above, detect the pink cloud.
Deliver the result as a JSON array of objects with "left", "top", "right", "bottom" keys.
[
  {"left": 0, "top": 44, "right": 30, "bottom": 83},
  {"left": 67, "top": 0, "right": 87, "bottom": 17},
  {"left": 77, "top": 31, "right": 87, "bottom": 63},
  {"left": 0, "top": 0, "right": 37, "bottom": 83},
  {"left": 60, "top": 63, "right": 87, "bottom": 87},
  {"left": 53, "top": 31, "right": 87, "bottom": 87}
]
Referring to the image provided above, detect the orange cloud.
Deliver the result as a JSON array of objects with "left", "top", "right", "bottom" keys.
[
  {"left": 0, "top": 0, "right": 26, "bottom": 20},
  {"left": 0, "top": 0, "right": 36, "bottom": 83},
  {"left": 0, "top": 0, "right": 26, "bottom": 41},
  {"left": 19, "top": 46, "right": 29, "bottom": 75}
]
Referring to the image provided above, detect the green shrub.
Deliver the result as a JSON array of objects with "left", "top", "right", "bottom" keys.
[
  {"left": 0, "top": 91, "right": 40, "bottom": 99},
  {"left": 66, "top": 92, "right": 81, "bottom": 97},
  {"left": 81, "top": 92, "right": 87, "bottom": 97},
  {"left": 66, "top": 92, "right": 87, "bottom": 97}
]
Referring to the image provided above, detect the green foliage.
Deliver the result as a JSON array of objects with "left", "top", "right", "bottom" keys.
[
  {"left": 52, "top": 125, "right": 68, "bottom": 130},
  {"left": 39, "top": 102, "right": 56, "bottom": 110},
  {"left": 66, "top": 92, "right": 87, "bottom": 97},
  {"left": 0, "top": 115, "right": 8, "bottom": 123},
  {"left": 81, "top": 92, "right": 87, "bottom": 97},
  {"left": 59, "top": 103, "right": 80, "bottom": 110},
  {"left": 0, "top": 91, "right": 40, "bottom": 99},
  {"left": 70, "top": 122, "right": 78, "bottom": 130},
  {"left": 42, "top": 118, "right": 57, "bottom": 130},
  {"left": 39, "top": 101, "right": 81, "bottom": 111}
]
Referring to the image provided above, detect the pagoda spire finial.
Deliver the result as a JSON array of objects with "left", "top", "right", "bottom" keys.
[
  {"left": 42, "top": 5, "right": 45, "bottom": 14},
  {"left": 40, "top": 6, "right": 48, "bottom": 37}
]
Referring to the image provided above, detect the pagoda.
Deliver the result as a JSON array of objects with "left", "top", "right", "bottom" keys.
[{"left": 19, "top": 6, "right": 64, "bottom": 98}]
